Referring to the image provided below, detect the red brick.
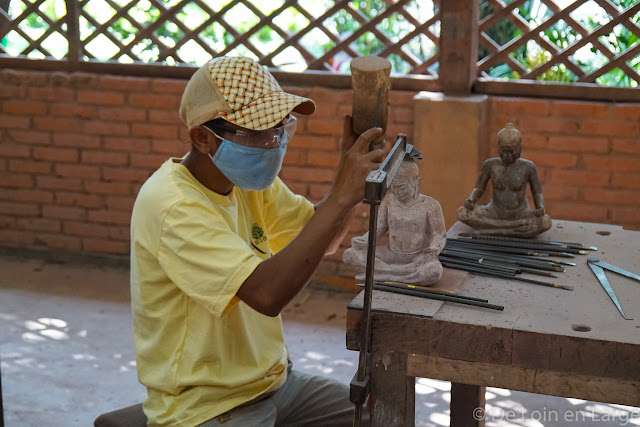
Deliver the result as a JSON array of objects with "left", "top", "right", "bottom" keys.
[
  {"left": 33, "top": 147, "right": 79, "bottom": 163},
  {"left": 307, "top": 152, "right": 341, "bottom": 167},
  {"left": 7, "top": 130, "right": 51, "bottom": 145},
  {"left": 102, "top": 167, "right": 151, "bottom": 183},
  {"left": 493, "top": 97, "right": 552, "bottom": 116},
  {"left": 312, "top": 102, "right": 341, "bottom": 119},
  {"left": 0, "top": 201, "right": 39, "bottom": 216},
  {"left": 579, "top": 120, "right": 638, "bottom": 137},
  {"left": 282, "top": 149, "right": 306, "bottom": 166},
  {"left": 583, "top": 155, "right": 640, "bottom": 172},
  {"left": 611, "top": 138, "right": 640, "bottom": 154},
  {"left": 612, "top": 208, "right": 640, "bottom": 227},
  {"left": 99, "top": 75, "right": 150, "bottom": 92},
  {"left": 55, "top": 164, "right": 101, "bottom": 179},
  {"left": 81, "top": 150, "right": 129, "bottom": 166},
  {"left": 547, "top": 136, "right": 609, "bottom": 153},
  {"left": 0, "top": 85, "right": 26, "bottom": 99},
  {"left": 583, "top": 188, "right": 640, "bottom": 206},
  {"left": 151, "top": 139, "right": 185, "bottom": 154},
  {"left": 9, "top": 159, "right": 52, "bottom": 174},
  {"left": 613, "top": 104, "right": 640, "bottom": 121},
  {"left": 87, "top": 210, "right": 132, "bottom": 225},
  {"left": 109, "top": 225, "right": 130, "bottom": 241},
  {"left": 84, "top": 121, "right": 130, "bottom": 136},
  {"left": 55, "top": 192, "right": 104, "bottom": 208},
  {"left": 0, "top": 189, "right": 53, "bottom": 203},
  {"left": 389, "top": 91, "right": 418, "bottom": 106},
  {"left": 53, "top": 133, "right": 101, "bottom": 149},
  {"left": 34, "top": 233, "right": 82, "bottom": 251},
  {"left": 279, "top": 166, "right": 335, "bottom": 183},
  {"left": 151, "top": 78, "right": 187, "bottom": 94},
  {"left": 0, "top": 143, "right": 30, "bottom": 158},
  {"left": 309, "top": 183, "right": 332, "bottom": 201},
  {"left": 130, "top": 154, "right": 168, "bottom": 169},
  {"left": 148, "top": 109, "right": 181, "bottom": 124},
  {"left": 0, "top": 115, "right": 30, "bottom": 129},
  {"left": 308, "top": 87, "right": 351, "bottom": 105},
  {"left": 16, "top": 218, "right": 61, "bottom": 233},
  {"left": 132, "top": 123, "right": 178, "bottom": 139},
  {"left": 612, "top": 173, "right": 640, "bottom": 190},
  {"left": 541, "top": 186, "right": 579, "bottom": 201},
  {"left": 3, "top": 100, "right": 47, "bottom": 115},
  {"left": 551, "top": 101, "right": 611, "bottom": 119},
  {"left": 83, "top": 238, "right": 129, "bottom": 254},
  {"left": 550, "top": 170, "right": 610, "bottom": 187},
  {"left": 50, "top": 102, "right": 97, "bottom": 119},
  {"left": 0, "top": 214, "right": 16, "bottom": 228},
  {"left": 84, "top": 181, "right": 131, "bottom": 195},
  {"left": 78, "top": 90, "right": 125, "bottom": 105},
  {"left": 291, "top": 135, "right": 337, "bottom": 151},
  {"left": 104, "top": 137, "right": 151, "bottom": 153},
  {"left": 36, "top": 176, "right": 83, "bottom": 191},
  {"left": 64, "top": 221, "right": 109, "bottom": 238},
  {"left": 106, "top": 196, "right": 135, "bottom": 211},
  {"left": 129, "top": 93, "right": 180, "bottom": 109},
  {"left": 305, "top": 118, "right": 343, "bottom": 135},
  {"left": 0, "top": 229, "right": 36, "bottom": 245},
  {"left": 517, "top": 117, "right": 581, "bottom": 135},
  {"left": 279, "top": 180, "right": 308, "bottom": 197},
  {"left": 34, "top": 117, "right": 80, "bottom": 133},
  {"left": 0, "top": 172, "right": 34, "bottom": 188},
  {"left": 523, "top": 151, "right": 577, "bottom": 168},
  {"left": 67, "top": 72, "right": 98, "bottom": 87},
  {"left": 389, "top": 106, "right": 414, "bottom": 125},
  {"left": 98, "top": 107, "right": 147, "bottom": 122},
  {"left": 28, "top": 87, "right": 74, "bottom": 102},
  {"left": 546, "top": 202, "right": 608, "bottom": 223},
  {"left": 42, "top": 205, "right": 87, "bottom": 221},
  {"left": 521, "top": 135, "right": 548, "bottom": 150}
]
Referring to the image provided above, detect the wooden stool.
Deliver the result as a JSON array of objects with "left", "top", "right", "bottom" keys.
[{"left": 94, "top": 403, "right": 147, "bottom": 427}]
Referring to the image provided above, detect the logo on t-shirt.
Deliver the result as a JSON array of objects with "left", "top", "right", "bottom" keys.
[{"left": 251, "top": 223, "right": 267, "bottom": 254}]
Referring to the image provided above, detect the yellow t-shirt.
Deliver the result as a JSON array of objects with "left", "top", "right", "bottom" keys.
[{"left": 130, "top": 158, "right": 315, "bottom": 427}]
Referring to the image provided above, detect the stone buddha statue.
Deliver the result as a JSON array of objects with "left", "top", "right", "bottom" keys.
[
  {"left": 457, "top": 123, "right": 552, "bottom": 237},
  {"left": 343, "top": 158, "right": 447, "bottom": 286}
]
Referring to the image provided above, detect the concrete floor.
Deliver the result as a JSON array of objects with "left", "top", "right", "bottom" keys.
[{"left": 0, "top": 251, "right": 638, "bottom": 427}]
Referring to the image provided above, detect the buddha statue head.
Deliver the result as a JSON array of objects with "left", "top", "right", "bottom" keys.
[
  {"left": 391, "top": 159, "right": 420, "bottom": 204},
  {"left": 497, "top": 123, "right": 522, "bottom": 166}
]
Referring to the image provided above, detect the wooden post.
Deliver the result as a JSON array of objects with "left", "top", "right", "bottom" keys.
[
  {"left": 450, "top": 383, "right": 485, "bottom": 427},
  {"left": 439, "top": 0, "right": 479, "bottom": 94},
  {"left": 350, "top": 56, "right": 392, "bottom": 148},
  {"left": 65, "top": 0, "right": 80, "bottom": 63},
  {"left": 371, "top": 350, "right": 415, "bottom": 426}
]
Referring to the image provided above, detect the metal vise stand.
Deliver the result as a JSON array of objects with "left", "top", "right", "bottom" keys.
[{"left": 350, "top": 134, "right": 413, "bottom": 427}]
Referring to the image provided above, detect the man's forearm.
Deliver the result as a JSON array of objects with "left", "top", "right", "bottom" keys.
[{"left": 238, "top": 195, "right": 352, "bottom": 316}]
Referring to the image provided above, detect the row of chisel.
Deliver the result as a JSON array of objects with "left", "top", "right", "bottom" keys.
[{"left": 439, "top": 235, "right": 598, "bottom": 291}]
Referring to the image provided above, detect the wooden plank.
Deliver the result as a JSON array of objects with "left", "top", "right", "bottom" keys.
[
  {"left": 474, "top": 78, "right": 640, "bottom": 102},
  {"left": 450, "top": 383, "right": 485, "bottom": 427},
  {"left": 371, "top": 351, "right": 415, "bottom": 427},
  {"left": 439, "top": 0, "right": 478, "bottom": 94},
  {"left": 64, "top": 0, "right": 80, "bottom": 63},
  {"left": 407, "top": 355, "right": 640, "bottom": 407}
]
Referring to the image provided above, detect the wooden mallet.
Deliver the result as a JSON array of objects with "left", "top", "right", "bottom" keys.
[{"left": 350, "top": 56, "right": 392, "bottom": 150}]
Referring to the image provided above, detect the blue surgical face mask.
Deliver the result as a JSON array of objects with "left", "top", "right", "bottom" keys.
[{"left": 210, "top": 133, "right": 288, "bottom": 191}]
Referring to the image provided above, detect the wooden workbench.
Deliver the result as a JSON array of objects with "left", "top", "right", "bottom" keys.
[{"left": 346, "top": 220, "right": 640, "bottom": 426}]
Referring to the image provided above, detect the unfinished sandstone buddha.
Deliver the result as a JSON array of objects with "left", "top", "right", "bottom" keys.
[
  {"left": 343, "top": 158, "right": 447, "bottom": 286},
  {"left": 457, "top": 123, "right": 552, "bottom": 238}
]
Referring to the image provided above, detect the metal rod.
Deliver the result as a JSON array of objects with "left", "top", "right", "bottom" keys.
[
  {"left": 441, "top": 261, "right": 573, "bottom": 290},
  {"left": 450, "top": 237, "right": 587, "bottom": 255},
  {"left": 438, "top": 255, "right": 518, "bottom": 275},
  {"left": 368, "top": 282, "right": 490, "bottom": 303},
  {"left": 372, "top": 283, "right": 504, "bottom": 311},
  {"left": 446, "top": 240, "right": 576, "bottom": 258},
  {"left": 441, "top": 247, "right": 565, "bottom": 272},
  {"left": 467, "top": 234, "right": 597, "bottom": 251}
]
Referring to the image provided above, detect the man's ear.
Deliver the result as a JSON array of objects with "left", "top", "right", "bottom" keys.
[{"left": 189, "top": 126, "right": 220, "bottom": 156}]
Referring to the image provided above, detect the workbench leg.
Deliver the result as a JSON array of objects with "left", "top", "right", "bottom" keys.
[
  {"left": 371, "top": 350, "right": 415, "bottom": 427},
  {"left": 450, "top": 383, "right": 485, "bottom": 427}
]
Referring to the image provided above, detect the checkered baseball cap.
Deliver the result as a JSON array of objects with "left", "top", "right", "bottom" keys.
[{"left": 179, "top": 56, "right": 316, "bottom": 131}]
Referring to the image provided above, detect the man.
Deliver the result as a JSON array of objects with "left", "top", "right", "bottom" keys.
[{"left": 130, "top": 56, "right": 386, "bottom": 426}]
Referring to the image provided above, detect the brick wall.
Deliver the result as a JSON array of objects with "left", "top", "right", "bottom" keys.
[
  {"left": 486, "top": 97, "right": 640, "bottom": 233},
  {"left": 0, "top": 68, "right": 638, "bottom": 288}
]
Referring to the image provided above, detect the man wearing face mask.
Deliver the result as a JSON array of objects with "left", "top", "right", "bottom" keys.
[{"left": 130, "top": 56, "right": 386, "bottom": 427}]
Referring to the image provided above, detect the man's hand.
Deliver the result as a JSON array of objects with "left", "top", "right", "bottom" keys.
[{"left": 330, "top": 116, "right": 388, "bottom": 210}]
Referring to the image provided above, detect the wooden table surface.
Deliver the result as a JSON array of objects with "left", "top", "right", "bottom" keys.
[{"left": 346, "top": 220, "right": 640, "bottom": 424}]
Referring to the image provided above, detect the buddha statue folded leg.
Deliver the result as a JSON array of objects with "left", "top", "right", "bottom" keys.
[{"left": 354, "top": 247, "right": 443, "bottom": 286}]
